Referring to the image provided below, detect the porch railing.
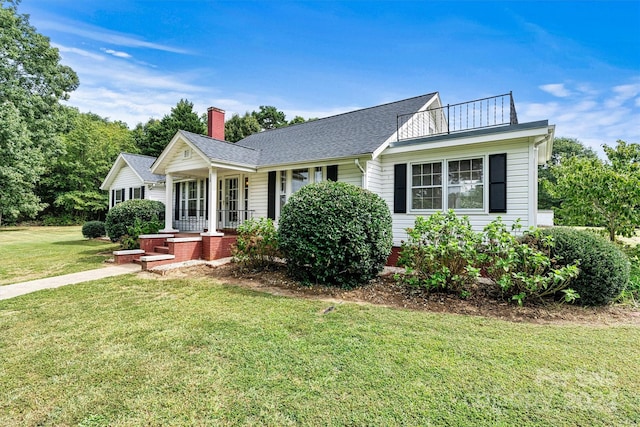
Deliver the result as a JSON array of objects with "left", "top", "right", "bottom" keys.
[
  {"left": 172, "top": 209, "right": 255, "bottom": 232},
  {"left": 397, "top": 92, "right": 519, "bottom": 141}
]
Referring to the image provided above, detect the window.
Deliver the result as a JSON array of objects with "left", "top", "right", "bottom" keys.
[
  {"left": 291, "top": 168, "right": 309, "bottom": 193},
  {"left": 410, "top": 157, "right": 484, "bottom": 211},
  {"left": 132, "top": 187, "right": 143, "bottom": 199},
  {"left": 314, "top": 166, "right": 323, "bottom": 183},
  {"left": 114, "top": 189, "right": 125, "bottom": 205},
  {"left": 411, "top": 162, "right": 442, "bottom": 210},
  {"left": 447, "top": 158, "right": 483, "bottom": 209}
]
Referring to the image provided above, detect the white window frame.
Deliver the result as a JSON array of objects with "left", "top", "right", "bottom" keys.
[
  {"left": 410, "top": 161, "right": 444, "bottom": 211},
  {"left": 409, "top": 155, "right": 487, "bottom": 213},
  {"left": 114, "top": 188, "right": 125, "bottom": 205}
]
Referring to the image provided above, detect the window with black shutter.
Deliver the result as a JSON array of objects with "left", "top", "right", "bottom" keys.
[{"left": 267, "top": 171, "right": 276, "bottom": 219}]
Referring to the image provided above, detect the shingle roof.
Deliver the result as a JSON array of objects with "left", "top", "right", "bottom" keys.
[
  {"left": 121, "top": 153, "right": 165, "bottom": 183},
  {"left": 237, "top": 92, "right": 437, "bottom": 166},
  {"left": 179, "top": 131, "right": 260, "bottom": 167},
  {"left": 177, "top": 92, "right": 438, "bottom": 168}
]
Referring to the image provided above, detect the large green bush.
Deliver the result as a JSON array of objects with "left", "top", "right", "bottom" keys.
[
  {"left": 538, "top": 227, "right": 631, "bottom": 305},
  {"left": 232, "top": 217, "right": 280, "bottom": 270},
  {"left": 397, "top": 211, "right": 482, "bottom": 292},
  {"left": 397, "top": 213, "right": 579, "bottom": 304},
  {"left": 277, "top": 181, "right": 392, "bottom": 288},
  {"left": 82, "top": 220, "right": 106, "bottom": 238},
  {"left": 105, "top": 199, "right": 165, "bottom": 242}
]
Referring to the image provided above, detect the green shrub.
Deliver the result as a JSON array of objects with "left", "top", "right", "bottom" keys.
[
  {"left": 397, "top": 211, "right": 482, "bottom": 293},
  {"left": 232, "top": 217, "right": 280, "bottom": 270},
  {"left": 481, "top": 219, "right": 579, "bottom": 305},
  {"left": 277, "top": 181, "right": 392, "bottom": 289},
  {"left": 538, "top": 227, "right": 631, "bottom": 305},
  {"left": 120, "top": 217, "right": 163, "bottom": 249},
  {"left": 82, "top": 221, "right": 106, "bottom": 239},
  {"left": 105, "top": 199, "right": 164, "bottom": 242},
  {"left": 397, "top": 214, "right": 580, "bottom": 305}
]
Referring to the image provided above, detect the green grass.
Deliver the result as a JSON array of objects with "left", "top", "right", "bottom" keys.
[
  {"left": 0, "top": 226, "right": 118, "bottom": 285},
  {"left": 1, "top": 275, "right": 638, "bottom": 426}
]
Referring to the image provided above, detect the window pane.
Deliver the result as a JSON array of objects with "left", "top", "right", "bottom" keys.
[
  {"left": 291, "top": 169, "right": 309, "bottom": 193},
  {"left": 315, "top": 166, "right": 323, "bottom": 183}
]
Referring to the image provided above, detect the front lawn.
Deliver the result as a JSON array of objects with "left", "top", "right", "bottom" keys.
[
  {"left": 1, "top": 275, "right": 638, "bottom": 426},
  {"left": 0, "top": 226, "right": 118, "bottom": 285}
]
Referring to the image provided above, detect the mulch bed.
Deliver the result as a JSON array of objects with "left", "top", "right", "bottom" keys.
[{"left": 150, "top": 262, "right": 640, "bottom": 326}]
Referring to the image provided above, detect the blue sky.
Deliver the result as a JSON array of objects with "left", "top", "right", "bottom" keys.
[{"left": 18, "top": 0, "right": 640, "bottom": 155}]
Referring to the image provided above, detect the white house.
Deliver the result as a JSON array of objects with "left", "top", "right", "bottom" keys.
[
  {"left": 100, "top": 153, "right": 165, "bottom": 207},
  {"left": 102, "top": 92, "right": 553, "bottom": 250}
]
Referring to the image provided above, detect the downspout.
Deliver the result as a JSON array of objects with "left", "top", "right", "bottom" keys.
[{"left": 355, "top": 159, "right": 366, "bottom": 189}]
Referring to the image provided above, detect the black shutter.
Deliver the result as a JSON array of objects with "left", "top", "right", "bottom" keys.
[
  {"left": 111, "top": 189, "right": 115, "bottom": 207},
  {"left": 394, "top": 164, "right": 407, "bottom": 213},
  {"left": 129, "top": 188, "right": 132, "bottom": 200},
  {"left": 141, "top": 186, "right": 145, "bottom": 199},
  {"left": 174, "top": 183, "right": 180, "bottom": 219},
  {"left": 205, "top": 178, "right": 209, "bottom": 220},
  {"left": 489, "top": 154, "right": 507, "bottom": 213},
  {"left": 267, "top": 171, "right": 276, "bottom": 220},
  {"left": 327, "top": 165, "right": 338, "bottom": 182}
]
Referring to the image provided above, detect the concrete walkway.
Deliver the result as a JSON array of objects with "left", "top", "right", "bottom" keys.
[{"left": 0, "top": 264, "right": 141, "bottom": 301}]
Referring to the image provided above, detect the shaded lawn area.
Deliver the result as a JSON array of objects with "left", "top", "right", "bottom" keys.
[
  {"left": 1, "top": 275, "right": 638, "bottom": 426},
  {"left": 0, "top": 226, "right": 118, "bottom": 285}
]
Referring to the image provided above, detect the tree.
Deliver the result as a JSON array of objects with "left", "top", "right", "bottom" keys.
[
  {"left": 0, "top": 1, "right": 78, "bottom": 222},
  {"left": 549, "top": 140, "right": 640, "bottom": 241},
  {"left": 41, "top": 110, "right": 138, "bottom": 221},
  {"left": 135, "top": 99, "right": 206, "bottom": 156},
  {"left": 253, "top": 105, "right": 287, "bottom": 130},
  {"left": 538, "top": 137, "right": 597, "bottom": 211},
  {"left": 224, "top": 112, "right": 261, "bottom": 143},
  {"left": 0, "top": 102, "right": 45, "bottom": 225}
]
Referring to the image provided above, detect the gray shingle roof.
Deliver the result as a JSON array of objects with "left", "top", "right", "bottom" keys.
[
  {"left": 179, "top": 131, "right": 260, "bottom": 167},
  {"left": 177, "top": 93, "right": 437, "bottom": 168},
  {"left": 121, "top": 153, "right": 165, "bottom": 183}
]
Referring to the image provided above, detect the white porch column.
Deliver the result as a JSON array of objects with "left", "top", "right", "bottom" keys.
[
  {"left": 203, "top": 166, "right": 223, "bottom": 236},
  {"left": 161, "top": 173, "right": 178, "bottom": 232}
]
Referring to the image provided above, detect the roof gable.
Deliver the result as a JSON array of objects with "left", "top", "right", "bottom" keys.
[{"left": 100, "top": 152, "right": 164, "bottom": 190}]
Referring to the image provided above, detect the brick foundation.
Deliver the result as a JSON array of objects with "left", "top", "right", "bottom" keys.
[
  {"left": 167, "top": 239, "right": 203, "bottom": 262},
  {"left": 386, "top": 247, "right": 401, "bottom": 266},
  {"left": 202, "top": 235, "right": 237, "bottom": 260}
]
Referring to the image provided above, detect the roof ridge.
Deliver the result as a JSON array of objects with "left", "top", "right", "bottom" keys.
[
  {"left": 121, "top": 152, "right": 157, "bottom": 160},
  {"left": 179, "top": 129, "right": 260, "bottom": 152}
]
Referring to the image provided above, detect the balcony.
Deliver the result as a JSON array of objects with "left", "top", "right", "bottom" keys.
[
  {"left": 397, "top": 92, "right": 518, "bottom": 141},
  {"left": 172, "top": 209, "right": 255, "bottom": 232}
]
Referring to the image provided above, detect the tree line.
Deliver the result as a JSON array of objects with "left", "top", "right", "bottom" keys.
[{"left": 0, "top": 1, "right": 313, "bottom": 225}]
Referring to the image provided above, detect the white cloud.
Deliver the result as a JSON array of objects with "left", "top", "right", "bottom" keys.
[
  {"left": 539, "top": 83, "right": 571, "bottom": 98},
  {"left": 34, "top": 18, "right": 190, "bottom": 54},
  {"left": 101, "top": 48, "right": 132, "bottom": 59},
  {"left": 520, "top": 80, "right": 640, "bottom": 157},
  {"left": 53, "top": 44, "right": 104, "bottom": 61}
]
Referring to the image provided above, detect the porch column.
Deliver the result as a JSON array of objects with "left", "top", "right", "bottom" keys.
[
  {"left": 203, "top": 166, "right": 223, "bottom": 236},
  {"left": 161, "top": 173, "right": 178, "bottom": 233}
]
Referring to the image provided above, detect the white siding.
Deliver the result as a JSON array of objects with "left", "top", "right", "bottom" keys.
[
  {"left": 380, "top": 139, "right": 533, "bottom": 245},
  {"left": 165, "top": 141, "right": 209, "bottom": 175},
  {"left": 248, "top": 172, "right": 269, "bottom": 218},
  {"left": 338, "top": 162, "right": 363, "bottom": 187},
  {"left": 365, "top": 157, "right": 383, "bottom": 193},
  {"left": 146, "top": 186, "right": 166, "bottom": 203},
  {"left": 108, "top": 166, "right": 165, "bottom": 208}
]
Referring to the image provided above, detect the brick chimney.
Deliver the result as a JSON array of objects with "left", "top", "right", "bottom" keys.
[{"left": 207, "top": 107, "right": 225, "bottom": 140}]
